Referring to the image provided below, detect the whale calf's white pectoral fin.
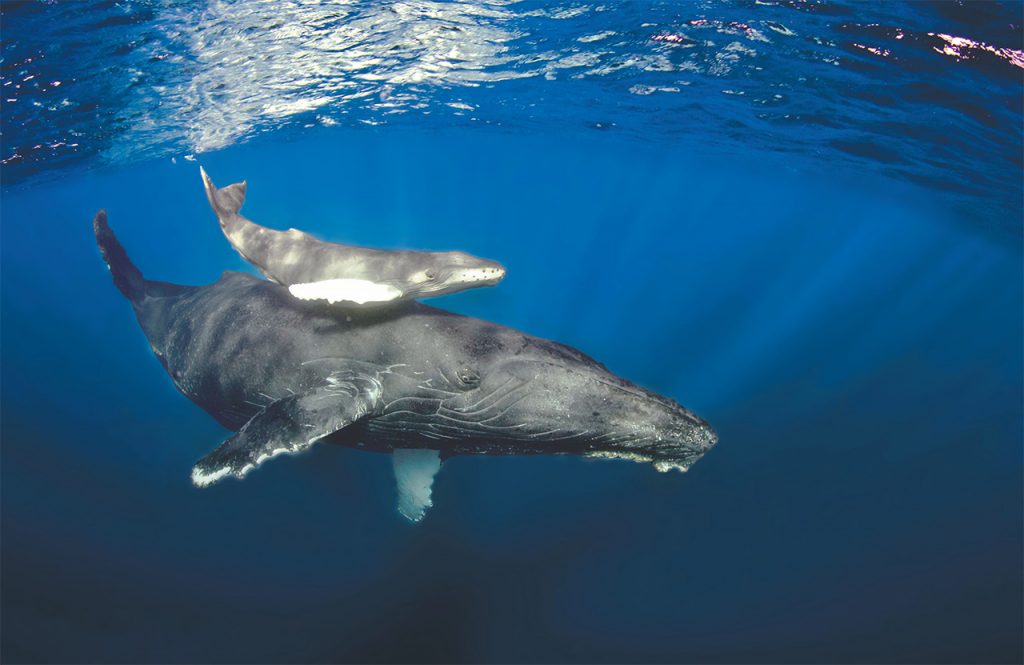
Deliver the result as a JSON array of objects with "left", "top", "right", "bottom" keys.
[
  {"left": 191, "top": 380, "right": 378, "bottom": 487},
  {"left": 288, "top": 279, "right": 404, "bottom": 306},
  {"left": 392, "top": 449, "right": 442, "bottom": 522}
]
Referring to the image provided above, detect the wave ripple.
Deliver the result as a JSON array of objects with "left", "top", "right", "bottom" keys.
[{"left": 1, "top": 0, "right": 1020, "bottom": 227}]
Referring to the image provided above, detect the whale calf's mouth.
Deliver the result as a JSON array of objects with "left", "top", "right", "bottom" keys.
[
  {"left": 288, "top": 279, "right": 403, "bottom": 305},
  {"left": 451, "top": 266, "right": 505, "bottom": 284},
  {"left": 425, "top": 266, "right": 506, "bottom": 294}
]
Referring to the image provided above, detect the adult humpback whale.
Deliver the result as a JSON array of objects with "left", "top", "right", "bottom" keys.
[
  {"left": 200, "top": 167, "right": 506, "bottom": 305},
  {"left": 95, "top": 211, "right": 716, "bottom": 520}
]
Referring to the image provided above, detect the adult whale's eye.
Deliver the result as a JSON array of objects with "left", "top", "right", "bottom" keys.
[
  {"left": 425, "top": 269, "right": 437, "bottom": 280},
  {"left": 456, "top": 366, "right": 480, "bottom": 388}
]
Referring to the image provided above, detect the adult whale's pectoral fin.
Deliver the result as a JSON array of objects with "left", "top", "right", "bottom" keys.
[
  {"left": 392, "top": 449, "right": 442, "bottom": 522},
  {"left": 191, "top": 381, "right": 379, "bottom": 487},
  {"left": 288, "top": 279, "right": 404, "bottom": 306}
]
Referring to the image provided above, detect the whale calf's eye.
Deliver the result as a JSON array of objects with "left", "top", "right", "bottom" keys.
[
  {"left": 425, "top": 270, "right": 437, "bottom": 280},
  {"left": 456, "top": 366, "right": 480, "bottom": 387}
]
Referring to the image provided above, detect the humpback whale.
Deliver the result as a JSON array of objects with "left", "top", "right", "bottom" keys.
[
  {"left": 200, "top": 167, "right": 506, "bottom": 306},
  {"left": 95, "top": 211, "right": 716, "bottom": 521}
]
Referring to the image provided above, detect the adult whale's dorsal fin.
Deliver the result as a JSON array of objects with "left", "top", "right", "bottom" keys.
[
  {"left": 191, "top": 376, "right": 380, "bottom": 487},
  {"left": 392, "top": 449, "right": 442, "bottom": 522}
]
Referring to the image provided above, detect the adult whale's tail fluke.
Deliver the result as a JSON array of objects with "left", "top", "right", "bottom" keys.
[
  {"left": 94, "top": 210, "right": 190, "bottom": 303},
  {"left": 94, "top": 210, "right": 146, "bottom": 303},
  {"left": 200, "top": 165, "right": 247, "bottom": 220}
]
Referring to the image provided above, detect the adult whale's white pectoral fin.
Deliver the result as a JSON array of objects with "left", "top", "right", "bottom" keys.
[
  {"left": 288, "top": 279, "right": 404, "bottom": 306},
  {"left": 392, "top": 449, "right": 442, "bottom": 522},
  {"left": 191, "top": 379, "right": 379, "bottom": 487}
]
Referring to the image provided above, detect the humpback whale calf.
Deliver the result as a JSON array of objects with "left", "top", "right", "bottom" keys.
[
  {"left": 200, "top": 167, "right": 506, "bottom": 306},
  {"left": 95, "top": 211, "right": 716, "bottom": 521}
]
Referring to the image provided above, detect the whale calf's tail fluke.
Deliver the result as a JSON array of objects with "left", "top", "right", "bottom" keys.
[
  {"left": 200, "top": 166, "right": 247, "bottom": 220},
  {"left": 94, "top": 210, "right": 146, "bottom": 303}
]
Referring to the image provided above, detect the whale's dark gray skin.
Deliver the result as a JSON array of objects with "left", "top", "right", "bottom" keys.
[
  {"left": 200, "top": 167, "right": 506, "bottom": 306},
  {"left": 95, "top": 211, "right": 716, "bottom": 520}
]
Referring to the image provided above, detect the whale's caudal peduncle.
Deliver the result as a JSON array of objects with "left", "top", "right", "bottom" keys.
[
  {"left": 95, "top": 211, "right": 716, "bottom": 521},
  {"left": 199, "top": 167, "right": 507, "bottom": 306}
]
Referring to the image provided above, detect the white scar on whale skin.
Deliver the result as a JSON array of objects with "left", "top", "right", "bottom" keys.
[{"left": 288, "top": 279, "right": 403, "bottom": 305}]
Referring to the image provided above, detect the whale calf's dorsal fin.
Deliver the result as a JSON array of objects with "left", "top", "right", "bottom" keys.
[{"left": 392, "top": 449, "right": 442, "bottom": 522}]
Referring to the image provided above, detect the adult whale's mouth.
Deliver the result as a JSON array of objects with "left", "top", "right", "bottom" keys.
[
  {"left": 331, "top": 426, "right": 716, "bottom": 475},
  {"left": 584, "top": 419, "right": 718, "bottom": 473}
]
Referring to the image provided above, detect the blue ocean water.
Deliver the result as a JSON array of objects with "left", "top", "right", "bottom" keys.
[{"left": 2, "top": 2, "right": 1022, "bottom": 663}]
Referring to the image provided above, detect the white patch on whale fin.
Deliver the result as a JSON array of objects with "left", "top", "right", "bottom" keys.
[
  {"left": 288, "top": 279, "right": 403, "bottom": 305},
  {"left": 392, "top": 449, "right": 442, "bottom": 522}
]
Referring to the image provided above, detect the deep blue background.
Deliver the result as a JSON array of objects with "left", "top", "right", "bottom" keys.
[
  {"left": 2, "top": 1, "right": 1022, "bottom": 663},
  {"left": 4, "top": 129, "right": 1021, "bottom": 663}
]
